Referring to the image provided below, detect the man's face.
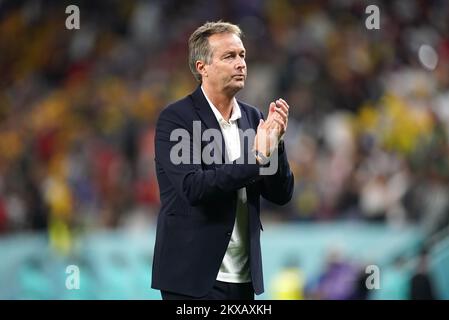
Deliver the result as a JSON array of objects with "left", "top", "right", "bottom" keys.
[{"left": 202, "top": 32, "right": 247, "bottom": 95}]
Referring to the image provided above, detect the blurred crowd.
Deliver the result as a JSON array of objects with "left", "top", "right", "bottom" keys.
[
  {"left": 270, "top": 247, "right": 438, "bottom": 300},
  {"left": 1, "top": 0, "right": 449, "bottom": 253}
]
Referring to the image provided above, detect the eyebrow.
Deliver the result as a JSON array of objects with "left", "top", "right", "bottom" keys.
[{"left": 222, "top": 49, "right": 246, "bottom": 56}]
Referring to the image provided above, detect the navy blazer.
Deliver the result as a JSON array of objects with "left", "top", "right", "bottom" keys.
[{"left": 151, "top": 86, "right": 294, "bottom": 297}]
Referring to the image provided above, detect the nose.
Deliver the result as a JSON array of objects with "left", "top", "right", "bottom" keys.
[{"left": 235, "top": 56, "right": 246, "bottom": 71}]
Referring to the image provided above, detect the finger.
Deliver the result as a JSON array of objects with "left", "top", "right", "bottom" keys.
[
  {"left": 278, "top": 98, "right": 290, "bottom": 110},
  {"left": 262, "top": 119, "right": 274, "bottom": 131},
  {"left": 275, "top": 119, "right": 286, "bottom": 133},
  {"left": 272, "top": 112, "right": 286, "bottom": 127},
  {"left": 275, "top": 99, "right": 289, "bottom": 115},
  {"left": 255, "top": 121, "right": 262, "bottom": 149},
  {"left": 274, "top": 107, "right": 288, "bottom": 122},
  {"left": 265, "top": 104, "right": 275, "bottom": 123},
  {"left": 273, "top": 117, "right": 286, "bottom": 132},
  {"left": 266, "top": 117, "right": 280, "bottom": 130},
  {"left": 264, "top": 116, "right": 278, "bottom": 130}
]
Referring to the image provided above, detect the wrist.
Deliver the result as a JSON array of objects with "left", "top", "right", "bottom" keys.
[{"left": 253, "top": 149, "right": 270, "bottom": 165}]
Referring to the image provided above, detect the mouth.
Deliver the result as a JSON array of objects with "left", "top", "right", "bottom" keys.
[{"left": 232, "top": 75, "right": 246, "bottom": 80}]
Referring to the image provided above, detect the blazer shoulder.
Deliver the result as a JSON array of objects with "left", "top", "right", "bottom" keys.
[{"left": 157, "top": 94, "right": 195, "bottom": 125}]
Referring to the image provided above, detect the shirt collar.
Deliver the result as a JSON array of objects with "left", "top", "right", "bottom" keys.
[{"left": 201, "top": 86, "right": 241, "bottom": 125}]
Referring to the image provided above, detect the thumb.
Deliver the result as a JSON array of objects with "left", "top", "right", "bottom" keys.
[{"left": 268, "top": 102, "right": 276, "bottom": 115}]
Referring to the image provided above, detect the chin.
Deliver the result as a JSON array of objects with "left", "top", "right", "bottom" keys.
[
  {"left": 224, "top": 80, "right": 245, "bottom": 94},
  {"left": 230, "top": 85, "right": 244, "bottom": 95},
  {"left": 234, "top": 80, "right": 245, "bottom": 89}
]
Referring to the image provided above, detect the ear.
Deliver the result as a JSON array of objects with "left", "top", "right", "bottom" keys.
[{"left": 196, "top": 60, "right": 208, "bottom": 78}]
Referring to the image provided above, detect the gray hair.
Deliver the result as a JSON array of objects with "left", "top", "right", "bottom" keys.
[{"left": 188, "top": 21, "right": 243, "bottom": 83}]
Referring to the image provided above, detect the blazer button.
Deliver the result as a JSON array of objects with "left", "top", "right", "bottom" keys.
[{"left": 227, "top": 232, "right": 232, "bottom": 236}]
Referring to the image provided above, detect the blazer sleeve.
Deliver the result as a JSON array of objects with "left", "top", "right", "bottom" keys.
[
  {"left": 259, "top": 140, "right": 295, "bottom": 205},
  {"left": 155, "top": 107, "right": 264, "bottom": 206}
]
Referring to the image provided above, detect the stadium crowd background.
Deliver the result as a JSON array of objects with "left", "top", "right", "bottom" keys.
[{"left": 0, "top": 0, "right": 448, "bottom": 299}]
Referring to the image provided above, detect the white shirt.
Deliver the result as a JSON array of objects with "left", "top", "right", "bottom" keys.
[{"left": 201, "top": 87, "right": 251, "bottom": 283}]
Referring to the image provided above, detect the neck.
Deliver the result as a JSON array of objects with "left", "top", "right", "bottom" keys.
[{"left": 202, "top": 83, "right": 235, "bottom": 122}]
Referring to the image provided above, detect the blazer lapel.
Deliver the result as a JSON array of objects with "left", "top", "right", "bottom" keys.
[
  {"left": 236, "top": 101, "right": 254, "bottom": 164},
  {"left": 190, "top": 86, "right": 227, "bottom": 163}
]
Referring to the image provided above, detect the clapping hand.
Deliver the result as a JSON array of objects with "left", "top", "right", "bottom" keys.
[{"left": 254, "top": 98, "right": 290, "bottom": 162}]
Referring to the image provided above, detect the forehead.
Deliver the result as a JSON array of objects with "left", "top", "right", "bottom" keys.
[{"left": 208, "top": 33, "right": 245, "bottom": 55}]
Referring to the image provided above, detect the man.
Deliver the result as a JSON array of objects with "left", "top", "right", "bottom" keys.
[{"left": 152, "top": 21, "right": 294, "bottom": 300}]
